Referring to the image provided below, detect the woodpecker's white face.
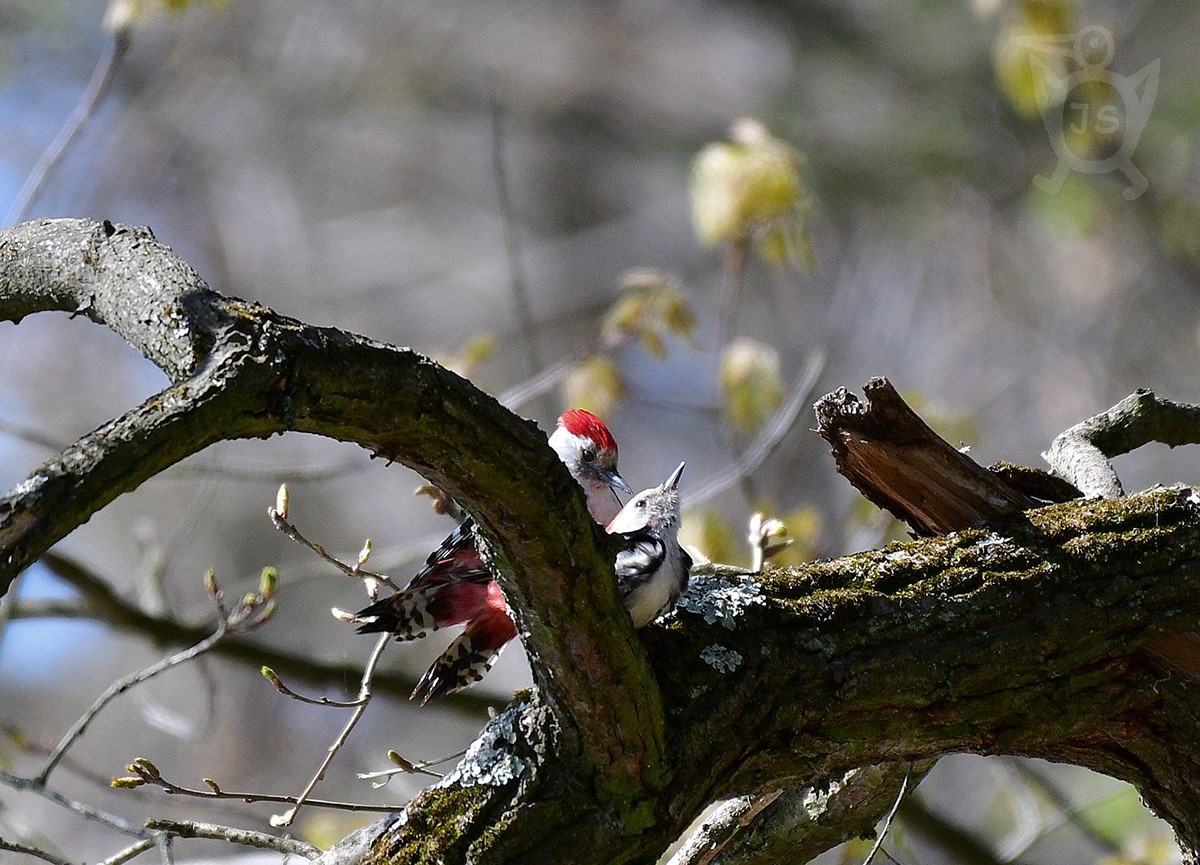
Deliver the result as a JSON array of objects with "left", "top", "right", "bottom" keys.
[
  {"left": 548, "top": 410, "right": 632, "bottom": 524},
  {"left": 605, "top": 462, "right": 684, "bottom": 535}
]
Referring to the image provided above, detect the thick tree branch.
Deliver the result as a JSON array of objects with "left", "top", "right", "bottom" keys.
[
  {"left": 7, "top": 221, "right": 1200, "bottom": 865},
  {"left": 346, "top": 488, "right": 1200, "bottom": 864},
  {"left": 0, "top": 217, "right": 665, "bottom": 838}
]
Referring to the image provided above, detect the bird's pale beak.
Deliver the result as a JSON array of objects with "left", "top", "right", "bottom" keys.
[{"left": 663, "top": 461, "right": 685, "bottom": 491}]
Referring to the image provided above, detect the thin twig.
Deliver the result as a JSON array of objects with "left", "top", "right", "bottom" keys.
[
  {"left": 0, "top": 837, "right": 76, "bottom": 865},
  {"left": 36, "top": 569, "right": 275, "bottom": 785},
  {"left": 1, "top": 768, "right": 149, "bottom": 836},
  {"left": 95, "top": 839, "right": 156, "bottom": 865},
  {"left": 120, "top": 769, "right": 406, "bottom": 814},
  {"left": 261, "top": 666, "right": 367, "bottom": 708},
  {"left": 862, "top": 766, "right": 910, "bottom": 865},
  {"left": 6, "top": 28, "right": 131, "bottom": 227},
  {"left": 498, "top": 357, "right": 576, "bottom": 410},
  {"left": 271, "top": 633, "right": 392, "bottom": 827},
  {"left": 0, "top": 416, "right": 67, "bottom": 450},
  {"left": 689, "top": 351, "right": 825, "bottom": 506},
  {"left": 0, "top": 568, "right": 24, "bottom": 654},
  {"left": 170, "top": 457, "right": 369, "bottom": 482},
  {"left": 358, "top": 748, "right": 465, "bottom": 785},
  {"left": 999, "top": 757, "right": 1124, "bottom": 859},
  {"left": 269, "top": 505, "right": 397, "bottom": 591},
  {"left": 35, "top": 552, "right": 496, "bottom": 708},
  {"left": 490, "top": 95, "right": 544, "bottom": 383},
  {"left": 144, "top": 819, "right": 320, "bottom": 858},
  {"left": 714, "top": 238, "right": 748, "bottom": 354},
  {"left": 35, "top": 624, "right": 228, "bottom": 785}
]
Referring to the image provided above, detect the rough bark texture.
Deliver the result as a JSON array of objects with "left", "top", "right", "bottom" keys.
[{"left": 4, "top": 219, "right": 1200, "bottom": 865}]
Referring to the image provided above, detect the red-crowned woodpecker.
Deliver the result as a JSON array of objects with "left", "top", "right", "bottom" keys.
[
  {"left": 352, "top": 409, "right": 632, "bottom": 702},
  {"left": 606, "top": 461, "right": 692, "bottom": 628}
]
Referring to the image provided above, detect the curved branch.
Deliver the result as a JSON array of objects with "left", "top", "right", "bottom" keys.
[
  {"left": 0, "top": 217, "right": 665, "bottom": 827},
  {"left": 1043, "top": 389, "right": 1200, "bottom": 497}
]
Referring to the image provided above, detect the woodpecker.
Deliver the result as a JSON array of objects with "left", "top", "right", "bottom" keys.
[
  {"left": 606, "top": 461, "right": 692, "bottom": 628},
  {"left": 353, "top": 409, "right": 631, "bottom": 702}
]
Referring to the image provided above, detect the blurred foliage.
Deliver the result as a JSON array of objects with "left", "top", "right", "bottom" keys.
[
  {"left": 103, "top": 0, "right": 225, "bottom": 32},
  {"left": 437, "top": 333, "right": 497, "bottom": 380},
  {"left": 719, "top": 338, "right": 785, "bottom": 435},
  {"left": 679, "top": 506, "right": 741, "bottom": 568},
  {"left": 993, "top": 0, "right": 1077, "bottom": 119},
  {"left": 690, "top": 118, "right": 813, "bottom": 270},
  {"left": 562, "top": 355, "right": 623, "bottom": 419},
  {"left": 602, "top": 269, "right": 697, "bottom": 358},
  {"left": 299, "top": 811, "right": 374, "bottom": 851}
]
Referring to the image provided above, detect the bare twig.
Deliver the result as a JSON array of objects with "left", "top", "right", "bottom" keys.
[
  {"left": 689, "top": 352, "right": 825, "bottom": 506},
  {"left": 116, "top": 766, "right": 405, "bottom": 814},
  {"left": 0, "top": 568, "right": 24, "bottom": 653},
  {"left": 490, "top": 96, "right": 544, "bottom": 383},
  {"left": 898, "top": 794, "right": 1019, "bottom": 865},
  {"left": 34, "top": 551, "right": 494, "bottom": 708},
  {"left": 144, "top": 819, "right": 320, "bottom": 858},
  {"left": 5, "top": 29, "right": 131, "bottom": 227},
  {"left": 0, "top": 837, "right": 76, "bottom": 865},
  {"left": 714, "top": 238, "right": 748, "bottom": 354},
  {"left": 35, "top": 570, "right": 275, "bottom": 785},
  {"left": 0, "top": 416, "right": 68, "bottom": 450},
  {"left": 261, "top": 665, "right": 366, "bottom": 708},
  {"left": 358, "top": 748, "right": 465, "bottom": 785},
  {"left": 862, "top": 766, "right": 910, "bottom": 865},
  {"left": 270, "top": 633, "right": 392, "bottom": 827},
  {"left": 1, "top": 767, "right": 148, "bottom": 836},
  {"left": 269, "top": 499, "right": 397, "bottom": 592},
  {"left": 0, "top": 416, "right": 362, "bottom": 482},
  {"left": 998, "top": 758, "right": 1124, "bottom": 859},
  {"left": 498, "top": 357, "right": 576, "bottom": 411},
  {"left": 95, "top": 839, "right": 156, "bottom": 865}
]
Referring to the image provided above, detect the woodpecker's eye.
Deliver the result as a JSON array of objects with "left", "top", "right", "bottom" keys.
[
  {"left": 581, "top": 448, "right": 596, "bottom": 463},
  {"left": 636, "top": 499, "right": 646, "bottom": 508}
]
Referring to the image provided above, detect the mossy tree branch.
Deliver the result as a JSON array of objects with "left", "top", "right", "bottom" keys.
[
  {"left": 5, "top": 220, "right": 1200, "bottom": 864},
  {"left": 343, "top": 488, "right": 1200, "bottom": 864}
]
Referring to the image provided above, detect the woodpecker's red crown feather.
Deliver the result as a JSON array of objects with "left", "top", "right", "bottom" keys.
[{"left": 557, "top": 408, "right": 618, "bottom": 454}]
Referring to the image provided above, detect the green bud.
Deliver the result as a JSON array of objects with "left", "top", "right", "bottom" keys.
[{"left": 259, "top": 566, "right": 278, "bottom": 598}]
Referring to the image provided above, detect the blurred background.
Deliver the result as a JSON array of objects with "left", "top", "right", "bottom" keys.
[{"left": 1, "top": 0, "right": 1197, "bottom": 862}]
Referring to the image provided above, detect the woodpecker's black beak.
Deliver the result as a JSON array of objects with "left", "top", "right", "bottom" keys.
[
  {"left": 602, "top": 467, "right": 634, "bottom": 495},
  {"left": 663, "top": 461, "right": 685, "bottom": 491}
]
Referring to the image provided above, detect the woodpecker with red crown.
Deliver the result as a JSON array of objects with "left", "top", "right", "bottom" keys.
[
  {"left": 352, "top": 409, "right": 632, "bottom": 702},
  {"left": 606, "top": 461, "right": 692, "bottom": 628}
]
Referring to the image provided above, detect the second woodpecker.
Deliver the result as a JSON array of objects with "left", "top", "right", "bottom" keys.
[{"left": 606, "top": 461, "right": 692, "bottom": 628}]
